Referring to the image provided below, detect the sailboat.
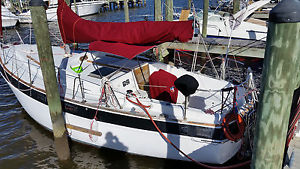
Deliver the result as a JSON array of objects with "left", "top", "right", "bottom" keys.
[
  {"left": 18, "top": 0, "right": 105, "bottom": 23},
  {"left": 0, "top": 0, "right": 258, "bottom": 165},
  {"left": 194, "top": 0, "right": 270, "bottom": 41},
  {"left": 1, "top": 5, "right": 19, "bottom": 27}
]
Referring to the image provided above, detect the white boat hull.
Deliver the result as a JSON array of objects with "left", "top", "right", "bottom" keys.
[
  {"left": 197, "top": 17, "right": 268, "bottom": 41},
  {"left": 2, "top": 17, "right": 18, "bottom": 27},
  {"left": 2, "top": 76, "right": 241, "bottom": 164},
  {"left": 0, "top": 44, "right": 256, "bottom": 164},
  {"left": 19, "top": 2, "right": 104, "bottom": 23},
  {"left": 1, "top": 6, "right": 18, "bottom": 27}
]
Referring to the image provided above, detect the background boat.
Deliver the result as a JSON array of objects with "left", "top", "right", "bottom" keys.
[
  {"left": 18, "top": 0, "right": 106, "bottom": 23},
  {"left": 1, "top": 5, "right": 18, "bottom": 27},
  {"left": 174, "top": 0, "right": 270, "bottom": 41}
]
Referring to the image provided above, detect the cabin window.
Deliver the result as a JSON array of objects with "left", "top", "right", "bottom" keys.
[{"left": 89, "top": 67, "right": 120, "bottom": 78}]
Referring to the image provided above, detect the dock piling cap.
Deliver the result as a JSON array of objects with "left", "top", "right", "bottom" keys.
[
  {"left": 269, "top": 0, "right": 300, "bottom": 23},
  {"left": 29, "top": 0, "right": 46, "bottom": 7}
]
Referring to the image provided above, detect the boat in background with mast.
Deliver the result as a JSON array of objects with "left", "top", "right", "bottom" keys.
[
  {"left": 200, "top": 0, "right": 270, "bottom": 41},
  {"left": 18, "top": 0, "right": 106, "bottom": 23},
  {"left": 176, "top": 0, "right": 270, "bottom": 41}
]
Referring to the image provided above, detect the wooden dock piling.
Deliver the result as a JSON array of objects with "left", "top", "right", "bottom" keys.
[
  {"left": 202, "top": 0, "right": 208, "bottom": 37},
  {"left": 73, "top": 0, "right": 78, "bottom": 14},
  {"left": 154, "top": 0, "right": 162, "bottom": 21},
  {"left": 188, "top": 0, "right": 191, "bottom": 9},
  {"left": 29, "top": 0, "right": 70, "bottom": 161},
  {"left": 251, "top": 0, "right": 300, "bottom": 168},
  {"left": 165, "top": 0, "right": 173, "bottom": 21},
  {"left": 233, "top": 0, "right": 240, "bottom": 14},
  {"left": 124, "top": 0, "right": 129, "bottom": 22}
]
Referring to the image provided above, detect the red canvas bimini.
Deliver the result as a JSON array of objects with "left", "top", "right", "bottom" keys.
[{"left": 57, "top": 0, "right": 193, "bottom": 59}]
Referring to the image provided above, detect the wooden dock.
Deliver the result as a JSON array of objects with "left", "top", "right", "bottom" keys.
[
  {"left": 157, "top": 2, "right": 278, "bottom": 60},
  {"left": 159, "top": 37, "right": 266, "bottom": 59},
  {"left": 251, "top": 2, "right": 277, "bottom": 20}
]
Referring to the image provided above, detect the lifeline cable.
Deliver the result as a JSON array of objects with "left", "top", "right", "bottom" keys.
[{"left": 126, "top": 93, "right": 251, "bottom": 169}]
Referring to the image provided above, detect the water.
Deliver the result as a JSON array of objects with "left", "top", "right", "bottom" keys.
[{"left": 0, "top": 0, "right": 261, "bottom": 168}]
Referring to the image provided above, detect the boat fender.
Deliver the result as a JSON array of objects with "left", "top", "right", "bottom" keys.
[{"left": 222, "top": 112, "right": 245, "bottom": 142}]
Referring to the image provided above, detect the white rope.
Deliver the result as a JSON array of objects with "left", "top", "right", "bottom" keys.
[
  {"left": 15, "top": 30, "right": 24, "bottom": 44},
  {"left": 29, "top": 24, "right": 32, "bottom": 44},
  {"left": 197, "top": 35, "right": 220, "bottom": 79},
  {"left": 190, "top": 39, "right": 200, "bottom": 72},
  {"left": 99, "top": 78, "right": 120, "bottom": 108},
  {"left": 222, "top": 19, "right": 235, "bottom": 80},
  {"left": 246, "top": 68, "right": 258, "bottom": 102},
  {"left": 191, "top": 3, "right": 199, "bottom": 73},
  {"left": 175, "top": 50, "right": 183, "bottom": 66},
  {"left": 189, "top": 5, "right": 220, "bottom": 79},
  {"left": 163, "top": 1, "right": 174, "bottom": 18},
  {"left": 213, "top": 0, "right": 232, "bottom": 13},
  {"left": 49, "top": 30, "right": 64, "bottom": 44}
]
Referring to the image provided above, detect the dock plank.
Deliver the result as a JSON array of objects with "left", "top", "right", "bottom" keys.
[
  {"left": 160, "top": 37, "right": 266, "bottom": 58},
  {"left": 246, "top": 18, "right": 267, "bottom": 27}
]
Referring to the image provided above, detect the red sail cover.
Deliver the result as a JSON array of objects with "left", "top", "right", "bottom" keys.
[
  {"left": 57, "top": 0, "right": 193, "bottom": 59},
  {"left": 89, "top": 41, "right": 154, "bottom": 60}
]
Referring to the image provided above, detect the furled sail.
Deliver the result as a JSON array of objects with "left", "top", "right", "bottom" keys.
[{"left": 57, "top": 0, "right": 193, "bottom": 59}]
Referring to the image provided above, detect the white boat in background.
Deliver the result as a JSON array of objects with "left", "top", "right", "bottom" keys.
[
  {"left": 194, "top": 0, "right": 270, "bottom": 41},
  {"left": 19, "top": 0, "right": 105, "bottom": 23},
  {"left": 1, "top": 6, "right": 18, "bottom": 27}
]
